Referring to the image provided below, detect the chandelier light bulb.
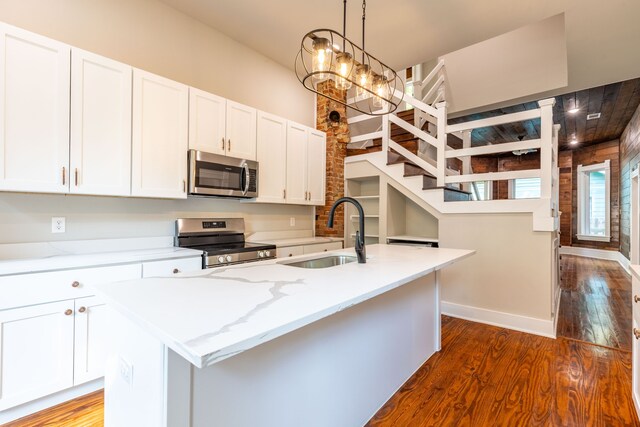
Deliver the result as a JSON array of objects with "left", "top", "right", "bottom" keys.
[
  {"left": 372, "top": 75, "right": 388, "bottom": 108},
  {"left": 355, "top": 64, "right": 372, "bottom": 97},
  {"left": 311, "top": 38, "right": 332, "bottom": 80},
  {"left": 334, "top": 52, "right": 354, "bottom": 90}
]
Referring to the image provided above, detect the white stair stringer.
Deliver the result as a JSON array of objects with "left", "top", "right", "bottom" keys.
[{"left": 345, "top": 152, "right": 556, "bottom": 232}]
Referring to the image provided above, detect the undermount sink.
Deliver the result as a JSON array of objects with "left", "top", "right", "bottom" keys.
[{"left": 278, "top": 255, "right": 357, "bottom": 269}]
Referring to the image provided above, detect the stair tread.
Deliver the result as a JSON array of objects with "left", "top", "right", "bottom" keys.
[{"left": 422, "top": 186, "right": 472, "bottom": 195}]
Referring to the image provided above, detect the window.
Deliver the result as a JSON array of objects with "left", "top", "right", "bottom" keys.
[
  {"left": 577, "top": 160, "right": 610, "bottom": 242},
  {"left": 471, "top": 181, "right": 491, "bottom": 201},
  {"left": 512, "top": 178, "right": 541, "bottom": 199}
]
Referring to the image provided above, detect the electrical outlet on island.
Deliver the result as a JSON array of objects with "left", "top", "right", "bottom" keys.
[{"left": 51, "top": 217, "right": 66, "bottom": 233}]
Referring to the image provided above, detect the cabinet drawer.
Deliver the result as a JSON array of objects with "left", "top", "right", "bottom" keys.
[
  {"left": 0, "top": 264, "right": 141, "bottom": 311},
  {"left": 302, "top": 242, "right": 343, "bottom": 255},
  {"left": 142, "top": 256, "right": 203, "bottom": 278},
  {"left": 276, "top": 246, "right": 304, "bottom": 259}
]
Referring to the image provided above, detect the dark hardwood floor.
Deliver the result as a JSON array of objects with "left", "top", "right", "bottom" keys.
[
  {"left": 368, "top": 316, "right": 638, "bottom": 426},
  {"left": 556, "top": 255, "right": 632, "bottom": 351},
  {"left": 5, "top": 256, "right": 637, "bottom": 427}
]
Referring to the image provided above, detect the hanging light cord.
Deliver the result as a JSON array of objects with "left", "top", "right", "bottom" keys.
[
  {"left": 362, "top": 0, "right": 366, "bottom": 61},
  {"left": 342, "top": 0, "right": 347, "bottom": 51}
]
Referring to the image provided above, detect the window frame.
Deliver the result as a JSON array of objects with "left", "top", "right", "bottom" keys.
[{"left": 576, "top": 160, "right": 611, "bottom": 242}]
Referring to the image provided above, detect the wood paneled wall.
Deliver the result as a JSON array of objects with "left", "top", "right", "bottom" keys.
[
  {"left": 558, "top": 151, "right": 573, "bottom": 247},
  {"left": 620, "top": 104, "right": 640, "bottom": 259}
]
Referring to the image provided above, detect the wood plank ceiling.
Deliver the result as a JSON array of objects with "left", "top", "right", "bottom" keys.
[{"left": 447, "top": 77, "right": 640, "bottom": 151}]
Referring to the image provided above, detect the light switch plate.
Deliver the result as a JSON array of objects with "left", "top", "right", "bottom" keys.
[
  {"left": 118, "top": 357, "right": 133, "bottom": 386},
  {"left": 51, "top": 217, "right": 65, "bottom": 233}
]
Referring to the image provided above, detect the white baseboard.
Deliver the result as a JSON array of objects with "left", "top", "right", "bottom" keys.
[
  {"left": 442, "top": 301, "right": 556, "bottom": 339},
  {"left": 0, "top": 379, "right": 103, "bottom": 424},
  {"left": 559, "top": 246, "right": 631, "bottom": 274}
]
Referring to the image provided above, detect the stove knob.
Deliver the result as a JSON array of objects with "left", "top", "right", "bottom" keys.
[
  {"left": 265, "top": 250, "right": 271, "bottom": 257},
  {"left": 258, "top": 251, "right": 264, "bottom": 258},
  {"left": 217, "top": 256, "right": 225, "bottom": 263},
  {"left": 225, "top": 255, "right": 233, "bottom": 263}
]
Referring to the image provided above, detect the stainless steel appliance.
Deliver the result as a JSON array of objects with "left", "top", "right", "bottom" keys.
[
  {"left": 175, "top": 218, "right": 276, "bottom": 268},
  {"left": 188, "top": 150, "right": 258, "bottom": 198}
]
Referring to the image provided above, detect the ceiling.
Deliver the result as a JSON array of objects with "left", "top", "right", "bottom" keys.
[
  {"left": 447, "top": 77, "right": 640, "bottom": 151},
  {"left": 159, "top": 0, "right": 640, "bottom": 106}
]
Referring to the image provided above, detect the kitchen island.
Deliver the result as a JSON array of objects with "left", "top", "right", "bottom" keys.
[{"left": 94, "top": 244, "right": 473, "bottom": 427}]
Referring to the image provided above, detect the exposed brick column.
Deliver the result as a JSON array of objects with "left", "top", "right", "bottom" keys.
[{"left": 315, "top": 80, "right": 350, "bottom": 237}]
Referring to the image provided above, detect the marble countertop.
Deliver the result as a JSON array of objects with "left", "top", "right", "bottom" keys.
[
  {"left": 0, "top": 246, "right": 203, "bottom": 277},
  {"left": 93, "top": 244, "right": 474, "bottom": 369}
]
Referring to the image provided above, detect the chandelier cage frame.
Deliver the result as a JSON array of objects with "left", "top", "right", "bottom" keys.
[{"left": 295, "top": 28, "right": 404, "bottom": 116}]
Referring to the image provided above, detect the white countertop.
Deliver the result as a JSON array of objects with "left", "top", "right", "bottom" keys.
[
  {"left": 0, "top": 246, "right": 203, "bottom": 276},
  {"left": 93, "top": 244, "right": 474, "bottom": 368},
  {"left": 254, "top": 236, "right": 343, "bottom": 247}
]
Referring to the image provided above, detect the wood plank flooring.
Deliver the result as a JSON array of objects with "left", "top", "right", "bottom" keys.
[
  {"left": 368, "top": 316, "right": 639, "bottom": 426},
  {"left": 2, "top": 390, "right": 103, "bottom": 427},
  {"left": 556, "top": 255, "right": 632, "bottom": 351}
]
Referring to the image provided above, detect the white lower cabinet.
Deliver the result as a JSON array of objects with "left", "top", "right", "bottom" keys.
[
  {"left": 276, "top": 245, "right": 304, "bottom": 259},
  {"left": 0, "top": 255, "right": 202, "bottom": 412},
  {"left": 73, "top": 296, "right": 109, "bottom": 385},
  {"left": 0, "top": 301, "right": 75, "bottom": 411},
  {"left": 276, "top": 241, "right": 343, "bottom": 258}
]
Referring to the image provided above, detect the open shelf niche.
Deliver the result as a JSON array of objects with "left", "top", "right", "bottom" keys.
[
  {"left": 386, "top": 185, "right": 439, "bottom": 246},
  {"left": 345, "top": 176, "right": 381, "bottom": 247}
]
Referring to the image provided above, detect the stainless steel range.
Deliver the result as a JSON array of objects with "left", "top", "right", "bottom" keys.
[{"left": 175, "top": 218, "right": 276, "bottom": 268}]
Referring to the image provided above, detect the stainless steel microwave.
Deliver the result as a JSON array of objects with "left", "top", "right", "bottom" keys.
[{"left": 188, "top": 150, "right": 258, "bottom": 198}]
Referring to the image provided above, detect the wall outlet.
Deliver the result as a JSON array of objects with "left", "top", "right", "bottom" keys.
[
  {"left": 289, "top": 217, "right": 295, "bottom": 227},
  {"left": 118, "top": 357, "right": 133, "bottom": 386},
  {"left": 51, "top": 217, "right": 65, "bottom": 233}
]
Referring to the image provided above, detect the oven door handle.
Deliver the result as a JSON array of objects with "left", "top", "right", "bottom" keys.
[{"left": 242, "top": 163, "right": 250, "bottom": 196}]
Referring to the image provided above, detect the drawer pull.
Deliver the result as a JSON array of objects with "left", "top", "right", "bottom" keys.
[
  {"left": 173, "top": 268, "right": 180, "bottom": 274},
  {"left": 71, "top": 281, "right": 80, "bottom": 288},
  {"left": 635, "top": 295, "right": 640, "bottom": 303},
  {"left": 64, "top": 309, "right": 73, "bottom": 316},
  {"left": 634, "top": 328, "right": 640, "bottom": 340},
  {"left": 289, "top": 254, "right": 293, "bottom": 257},
  {"left": 78, "top": 306, "right": 86, "bottom": 313}
]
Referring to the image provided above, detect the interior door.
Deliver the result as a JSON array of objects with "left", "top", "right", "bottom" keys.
[
  {"left": 70, "top": 49, "right": 132, "bottom": 196},
  {"left": 0, "top": 23, "right": 70, "bottom": 193},
  {"left": 0, "top": 301, "right": 75, "bottom": 411}
]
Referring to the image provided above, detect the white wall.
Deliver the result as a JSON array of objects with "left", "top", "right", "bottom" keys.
[
  {"left": 439, "top": 213, "right": 554, "bottom": 334},
  {"left": 443, "top": 14, "right": 568, "bottom": 115},
  {"left": 0, "top": 0, "right": 314, "bottom": 127},
  {"left": 0, "top": 0, "right": 316, "bottom": 244},
  {"left": 0, "top": 193, "right": 313, "bottom": 244}
]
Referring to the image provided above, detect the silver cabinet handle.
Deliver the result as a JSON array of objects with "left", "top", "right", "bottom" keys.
[
  {"left": 75, "top": 168, "right": 78, "bottom": 186},
  {"left": 62, "top": 167, "right": 66, "bottom": 185},
  {"left": 228, "top": 139, "right": 231, "bottom": 151},
  {"left": 221, "top": 138, "right": 225, "bottom": 150},
  {"left": 183, "top": 180, "right": 186, "bottom": 193}
]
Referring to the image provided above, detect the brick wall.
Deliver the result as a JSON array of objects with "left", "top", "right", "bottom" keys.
[
  {"left": 620, "top": 104, "right": 640, "bottom": 258},
  {"left": 315, "top": 80, "right": 350, "bottom": 237}
]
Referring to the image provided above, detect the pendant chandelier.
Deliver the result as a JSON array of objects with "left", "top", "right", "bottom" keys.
[{"left": 295, "top": 0, "right": 404, "bottom": 116}]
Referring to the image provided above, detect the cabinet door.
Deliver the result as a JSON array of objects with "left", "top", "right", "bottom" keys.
[
  {"left": 0, "top": 24, "right": 70, "bottom": 193},
  {"left": 73, "top": 296, "right": 108, "bottom": 385},
  {"left": 225, "top": 100, "right": 256, "bottom": 161},
  {"left": 188, "top": 87, "right": 226, "bottom": 155},
  {"left": 276, "top": 245, "right": 304, "bottom": 259},
  {"left": 70, "top": 49, "right": 132, "bottom": 196},
  {"left": 131, "top": 69, "right": 188, "bottom": 199},
  {"left": 0, "top": 301, "right": 74, "bottom": 411},
  {"left": 307, "top": 129, "right": 326, "bottom": 205},
  {"left": 256, "top": 111, "right": 287, "bottom": 203},
  {"left": 285, "top": 122, "right": 308, "bottom": 204}
]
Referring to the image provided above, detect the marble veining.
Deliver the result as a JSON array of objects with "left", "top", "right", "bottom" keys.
[{"left": 93, "top": 244, "right": 474, "bottom": 368}]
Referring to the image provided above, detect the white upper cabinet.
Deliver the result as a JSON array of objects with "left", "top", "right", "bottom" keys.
[
  {"left": 0, "top": 23, "right": 70, "bottom": 193},
  {"left": 226, "top": 100, "right": 257, "bottom": 161},
  {"left": 307, "top": 130, "right": 326, "bottom": 206},
  {"left": 131, "top": 69, "right": 188, "bottom": 199},
  {"left": 70, "top": 49, "right": 132, "bottom": 196},
  {"left": 188, "top": 87, "right": 226, "bottom": 155},
  {"left": 285, "top": 122, "right": 309, "bottom": 205},
  {"left": 256, "top": 111, "right": 287, "bottom": 203}
]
